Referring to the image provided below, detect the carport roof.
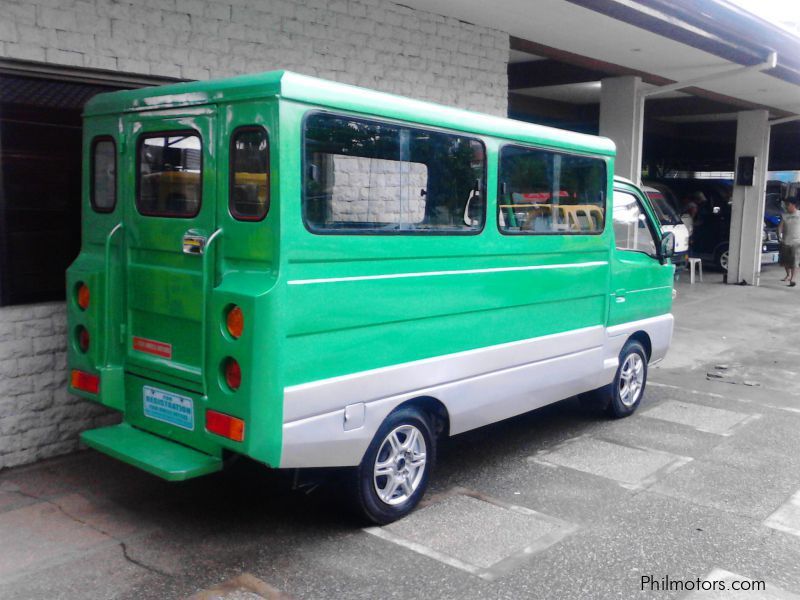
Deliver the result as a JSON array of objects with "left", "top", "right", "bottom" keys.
[{"left": 401, "top": 0, "right": 800, "bottom": 117}]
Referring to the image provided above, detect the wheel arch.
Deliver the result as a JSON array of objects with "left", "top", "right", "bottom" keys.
[
  {"left": 627, "top": 330, "right": 652, "bottom": 361},
  {"left": 392, "top": 396, "right": 450, "bottom": 439}
]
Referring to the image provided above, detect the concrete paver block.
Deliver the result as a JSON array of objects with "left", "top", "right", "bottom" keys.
[
  {"left": 642, "top": 401, "right": 758, "bottom": 435},
  {"left": 531, "top": 436, "right": 692, "bottom": 490},
  {"left": 764, "top": 489, "right": 800, "bottom": 538},
  {"left": 365, "top": 489, "right": 578, "bottom": 580}
]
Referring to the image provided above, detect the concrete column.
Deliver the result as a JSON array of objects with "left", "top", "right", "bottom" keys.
[
  {"left": 600, "top": 76, "right": 645, "bottom": 183},
  {"left": 728, "top": 110, "right": 770, "bottom": 285}
]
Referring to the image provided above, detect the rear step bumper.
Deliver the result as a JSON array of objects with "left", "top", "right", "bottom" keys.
[{"left": 81, "top": 424, "right": 222, "bottom": 481}]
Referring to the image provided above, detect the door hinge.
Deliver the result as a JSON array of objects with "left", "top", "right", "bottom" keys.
[{"left": 119, "top": 324, "right": 126, "bottom": 344}]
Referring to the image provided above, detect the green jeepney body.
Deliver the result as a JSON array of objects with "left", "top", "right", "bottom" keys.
[{"left": 68, "top": 71, "right": 673, "bottom": 480}]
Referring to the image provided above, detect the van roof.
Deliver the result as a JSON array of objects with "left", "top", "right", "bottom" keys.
[{"left": 84, "top": 70, "right": 616, "bottom": 157}]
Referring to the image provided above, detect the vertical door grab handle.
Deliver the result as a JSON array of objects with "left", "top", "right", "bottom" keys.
[
  {"left": 103, "top": 223, "right": 124, "bottom": 366},
  {"left": 201, "top": 229, "right": 223, "bottom": 393}
]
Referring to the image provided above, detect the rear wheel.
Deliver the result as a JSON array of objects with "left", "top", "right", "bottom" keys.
[{"left": 352, "top": 407, "right": 435, "bottom": 525}]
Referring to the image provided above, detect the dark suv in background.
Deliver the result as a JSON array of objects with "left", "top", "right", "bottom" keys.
[{"left": 647, "top": 178, "right": 780, "bottom": 271}]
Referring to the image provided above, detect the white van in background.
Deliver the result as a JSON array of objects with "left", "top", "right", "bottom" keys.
[{"left": 643, "top": 186, "right": 690, "bottom": 269}]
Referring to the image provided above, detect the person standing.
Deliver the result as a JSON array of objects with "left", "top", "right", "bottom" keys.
[{"left": 779, "top": 196, "right": 800, "bottom": 287}]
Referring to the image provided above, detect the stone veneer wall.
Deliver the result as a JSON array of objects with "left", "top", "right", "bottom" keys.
[{"left": 0, "top": 0, "right": 509, "bottom": 469}]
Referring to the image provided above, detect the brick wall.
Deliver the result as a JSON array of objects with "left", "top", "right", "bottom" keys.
[
  {"left": 0, "top": 0, "right": 509, "bottom": 469},
  {"left": 0, "top": 303, "right": 117, "bottom": 469},
  {"left": 0, "top": 0, "right": 508, "bottom": 115}
]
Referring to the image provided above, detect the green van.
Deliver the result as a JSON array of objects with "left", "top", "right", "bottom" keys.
[{"left": 67, "top": 71, "right": 675, "bottom": 523}]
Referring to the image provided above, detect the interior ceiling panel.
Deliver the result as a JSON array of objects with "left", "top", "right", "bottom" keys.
[
  {"left": 0, "top": 76, "right": 114, "bottom": 110},
  {"left": 401, "top": 0, "right": 800, "bottom": 115}
]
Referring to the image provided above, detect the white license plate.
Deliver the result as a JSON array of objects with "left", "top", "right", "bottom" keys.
[
  {"left": 143, "top": 385, "right": 194, "bottom": 430},
  {"left": 761, "top": 251, "right": 779, "bottom": 265}
]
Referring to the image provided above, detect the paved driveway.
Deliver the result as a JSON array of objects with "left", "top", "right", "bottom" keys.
[{"left": 1, "top": 269, "right": 800, "bottom": 600}]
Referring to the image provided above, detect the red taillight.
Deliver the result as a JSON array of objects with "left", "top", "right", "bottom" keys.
[
  {"left": 226, "top": 305, "right": 243, "bottom": 339},
  {"left": 206, "top": 410, "right": 245, "bottom": 442},
  {"left": 77, "top": 326, "right": 90, "bottom": 353},
  {"left": 71, "top": 369, "right": 99, "bottom": 394},
  {"left": 224, "top": 358, "right": 241, "bottom": 390},
  {"left": 77, "top": 282, "right": 90, "bottom": 310}
]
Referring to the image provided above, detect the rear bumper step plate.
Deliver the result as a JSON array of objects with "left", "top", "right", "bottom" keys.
[{"left": 81, "top": 424, "right": 222, "bottom": 481}]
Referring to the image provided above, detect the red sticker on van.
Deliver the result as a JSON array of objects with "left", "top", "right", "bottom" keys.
[{"left": 132, "top": 336, "right": 172, "bottom": 359}]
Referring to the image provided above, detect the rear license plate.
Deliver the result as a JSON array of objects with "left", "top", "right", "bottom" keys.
[{"left": 143, "top": 385, "right": 194, "bottom": 430}]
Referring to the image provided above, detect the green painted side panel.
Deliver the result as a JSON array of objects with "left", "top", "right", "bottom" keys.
[{"left": 81, "top": 424, "right": 222, "bottom": 481}]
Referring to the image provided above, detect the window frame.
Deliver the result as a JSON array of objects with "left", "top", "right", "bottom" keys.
[
  {"left": 135, "top": 129, "right": 203, "bottom": 219},
  {"left": 612, "top": 187, "right": 661, "bottom": 258},
  {"left": 301, "top": 109, "right": 488, "bottom": 236},
  {"left": 496, "top": 142, "right": 608, "bottom": 237},
  {"left": 90, "top": 136, "right": 117, "bottom": 214},
  {"left": 229, "top": 125, "right": 270, "bottom": 222}
]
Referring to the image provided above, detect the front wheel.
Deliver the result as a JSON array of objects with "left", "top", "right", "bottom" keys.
[
  {"left": 608, "top": 340, "right": 648, "bottom": 418},
  {"left": 352, "top": 407, "right": 436, "bottom": 525}
]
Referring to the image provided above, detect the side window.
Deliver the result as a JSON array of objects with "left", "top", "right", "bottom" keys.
[
  {"left": 613, "top": 191, "right": 657, "bottom": 255},
  {"left": 230, "top": 127, "right": 269, "bottom": 221},
  {"left": 303, "top": 113, "right": 486, "bottom": 234},
  {"left": 137, "top": 132, "right": 202, "bottom": 218},
  {"left": 498, "top": 145, "right": 606, "bottom": 234},
  {"left": 91, "top": 137, "right": 116, "bottom": 213}
]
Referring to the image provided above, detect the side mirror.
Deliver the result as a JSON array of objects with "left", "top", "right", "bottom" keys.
[{"left": 659, "top": 231, "right": 676, "bottom": 264}]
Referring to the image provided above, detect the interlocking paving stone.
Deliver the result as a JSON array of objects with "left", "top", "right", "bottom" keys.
[
  {"left": 683, "top": 568, "right": 800, "bottom": 599},
  {"left": 765, "top": 489, "right": 800, "bottom": 538},
  {"left": 642, "top": 401, "right": 758, "bottom": 435},
  {"left": 531, "top": 436, "right": 692, "bottom": 489},
  {"left": 365, "top": 490, "right": 577, "bottom": 580}
]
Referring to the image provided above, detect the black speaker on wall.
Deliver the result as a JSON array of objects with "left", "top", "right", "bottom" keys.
[{"left": 736, "top": 156, "right": 756, "bottom": 186}]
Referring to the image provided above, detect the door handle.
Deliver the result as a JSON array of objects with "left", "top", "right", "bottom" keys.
[
  {"left": 183, "top": 231, "right": 207, "bottom": 255},
  {"left": 614, "top": 289, "right": 626, "bottom": 303}
]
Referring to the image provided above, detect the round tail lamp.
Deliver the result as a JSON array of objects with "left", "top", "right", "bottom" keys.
[
  {"left": 77, "top": 326, "right": 90, "bottom": 353},
  {"left": 224, "top": 358, "right": 241, "bottom": 391}
]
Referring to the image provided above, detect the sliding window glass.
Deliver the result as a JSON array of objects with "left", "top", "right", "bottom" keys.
[
  {"left": 303, "top": 113, "right": 486, "bottom": 234},
  {"left": 498, "top": 145, "right": 606, "bottom": 234}
]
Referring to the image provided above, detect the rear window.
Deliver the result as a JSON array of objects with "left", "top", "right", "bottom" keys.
[
  {"left": 230, "top": 127, "right": 269, "bottom": 221},
  {"left": 91, "top": 137, "right": 116, "bottom": 213},
  {"left": 137, "top": 132, "right": 202, "bottom": 217}
]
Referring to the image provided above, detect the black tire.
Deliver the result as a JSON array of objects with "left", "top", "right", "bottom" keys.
[
  {"left": 607, "top": 339, "right": 648, "bottom": 418},
  {"left": 352, "top": 406, "right": 436, "bottom": 525},
  {"left": 714, "top": 244, "right": 729, "bottom": 272}
]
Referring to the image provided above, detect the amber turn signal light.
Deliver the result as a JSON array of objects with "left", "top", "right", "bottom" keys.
[
  {"left": 77, "top": 282, "right": 90, "bottom": 310},
  {"left": 206, "top": 410, "right": 245, "bottom": 442},
  {"left": 226, "top": 305, "right": 243, "bottom": 339}
]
